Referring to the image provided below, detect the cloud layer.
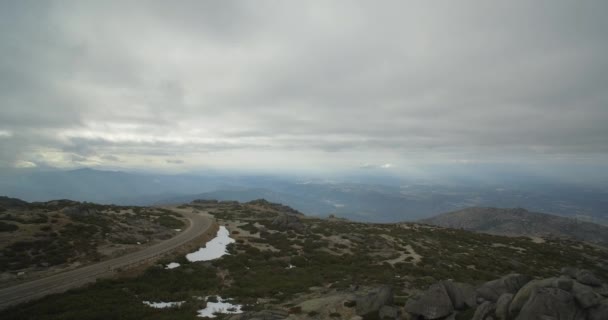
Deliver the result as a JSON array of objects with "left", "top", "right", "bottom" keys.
[{"left": 1, "top": 1, "right": 607, "bottom": 172}]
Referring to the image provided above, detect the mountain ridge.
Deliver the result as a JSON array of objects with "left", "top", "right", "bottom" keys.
[{"left": 420, "top": 206, "right": 608, "bottom": 247}]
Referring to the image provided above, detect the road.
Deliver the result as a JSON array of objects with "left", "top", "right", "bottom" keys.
[{"left": 0, "top": 209, "right": 213, "bottom": 310}]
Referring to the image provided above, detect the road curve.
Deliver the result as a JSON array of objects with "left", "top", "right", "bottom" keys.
[{"left": 0, "top": 210, "right": 214, "bottom": 310}]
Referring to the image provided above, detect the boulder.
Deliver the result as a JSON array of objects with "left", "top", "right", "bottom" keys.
[
  {"left": 508, "top": 278, "right": 556, "bottom": 316},
  {"left": 561, "top": 267, "right": 578, "bottom": 278},
  {"left": 572, "top": 281, "right": 602, "bottom": 309},
  {"left": 472, "top": 301, "right": 496, "bottom": 320},
  {"left": 587, "top": 299, "right": 608, "bottom": 320},
  {"left": 554, "top": 278, "right": 574, "bottom": 291},
  {"left": 576, "top": 269, "right": 602, "bottom": 287},
  {"left": 477, "top": 274, "right": 532, "bottom": 302},
  {"left": 405, "top": 283, "right": 454, "bottom": 319},
  {"left": 494, "top": 293, "right": 513, "bottom": 320},
  {"left": 597, "top": 284, "right": 608, "bottom": 297},
  {"left": 515, "top": 287, "right": 585, "bottom": 320},
  {"left": 379, "top": 305, "right": 400, "bottom": 319},
  {"left": 442, "top": 280, "right": 477, "bottom": 310},
  {"left": 356, "top": 286, "right": 394, "bottom": 316}
]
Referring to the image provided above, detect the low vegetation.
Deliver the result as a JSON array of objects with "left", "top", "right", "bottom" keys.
[{"left": 1, "top": 199, "right": 607, "bottom": 319}]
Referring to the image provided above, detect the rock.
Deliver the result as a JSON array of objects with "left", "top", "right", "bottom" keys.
[
  {"left": 444, "top": 313, "right": 457, "bottom": 320},
  {"left": 576, "top": 269, "right": 602, "bottom": 287},
  {"left": 228, "top": 309, "right": 288, "bottom": 320},
  {"left": 477, "top": 274, "right": 532, "bottom": 302},
  {"left": 350, "top": 317, "right": 364, "bottom": 320},
  {"left": 597, "top": 284, "right": 608, "bottom": 297},
  {"left": 508, "top": 278, "right": 556, "bottom": 316},
  {"left": 587, "top": 299, "right": 608, "bottom": 320},
  {"left": 272, "top": 214, "right": 305, "bottom": 232},
  {"left": 442, "top": 280, "right": 477, "bottom": 309},
  {"left": 561, "top": 267, "right": 578, "bottom": 278},
  {"left": 554, "top": 278, "right": 574, "bottom": 291},
  {"left": 494, "top": 293, "right": 513, "bottom": 320},
  {"left": 379, "top": 305, "right": 400, "bottom": 319},
  {"left": 516, "top": 287, "right": 585, "bottom": 320},
  {"left": 472, "top": 301, "right": 496, "bottom": 320},
  {"left": 405, "top": 283, "right": 454, "bottom": 319},
  {"left": 356, "top": 286, "right": 394, "bottom": 316},
  {"left": 572, "top": 281, "right": 602, "bottom": 309}
]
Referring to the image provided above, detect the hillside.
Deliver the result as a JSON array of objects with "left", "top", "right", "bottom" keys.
[
  {"left": 1, "top": 199, "right": 607, "bottom": 319},
  {"left": 420, "top": 207, "right": 608, "bottom": 247},
  {"left": 0, "top": 196, "right": 185, "bottom": 286}
]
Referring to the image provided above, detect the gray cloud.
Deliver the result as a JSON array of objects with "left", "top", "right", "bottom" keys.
[{"left": 1, "top": 1, "right": 607, "bottom": 172}]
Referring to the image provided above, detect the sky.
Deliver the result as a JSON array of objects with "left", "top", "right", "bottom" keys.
[{"left": 1, "top": 1, "right": 607, "bottom": 175}]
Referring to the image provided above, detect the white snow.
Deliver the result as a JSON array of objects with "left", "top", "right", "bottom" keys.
[
  {"left": 143, "top": 301, "right": 185, "bottom": 309},
  {"left": 165, "top": 262, "right": 181, "bottom": 269},
  {"left": 197, "top": 296, "right": 243, "bottom": 318},
  {"left": 286, "top": 264, "right": 296, "bottom": 269},
  {"left": 186, "top": 226, "right": 234, "bottom": 262}
]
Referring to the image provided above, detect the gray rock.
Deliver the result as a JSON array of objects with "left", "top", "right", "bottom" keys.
[
  {"left": 379, "top": 305, "right": 400, "bottom": 319},
  {"left": 442, "top": 280, "right": 477, "bottom": 310},
  {"left": 508, "top": 278, "right": 556, "bottom": 316},
  {"left": 405, "top": 283, "right": 454, "bottom": 319},
  {"left": 515, "top": 287, "right": 585, "bottom": 320},
  {"left": 271, "top": 214, "right": 304, "bottom": 232},
  {"left": 356, "top": 286, "right": 394, "bottom": 316},
  {"left": 588, "top": 299, "right": 608, "bottom": 320},
  {"left": 228, "top": 310, "right": 288, "bottom": 320},
  {"left": 576, "top": 269, "right": 602, "bottom": 287},
  {"left": 494, "top": 293, "right": 513, "bottom": 320},
  {"left": 597, "top": 284, "right": 608, "bottom": 297},
  {"left": 554, "top": 278, "right": 574, "bottom": 291},
  {"left": 561, "top": 267, "right": 578, "bottom": 278},
  {"left": 572, "top": 281, "right": 602, "bottom": 309},
  {"left": 472, "top": 301, "right": 496, "bottom": 320},
  {"left": 477, "top": 274, "right": 532, "bottom": 302}
]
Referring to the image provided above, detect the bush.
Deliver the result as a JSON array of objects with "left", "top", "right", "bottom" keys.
[{"left": 0, "top": 221, "right": 18, "bottom": 232}]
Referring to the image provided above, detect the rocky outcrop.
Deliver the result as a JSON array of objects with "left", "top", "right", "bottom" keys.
[
  {"left": 355, "top": 285, "right": 393, "bottom": 316},
  {"left": 476, "top": 274, "right": 531, "bottom": 302},
  {"left": 495, "top": 293, "right": 513, "bottom": 320},
  {"left": 405, "top": 283, "right": 454, "bottom": 319},
  {"left": 516, "top": 287, "right": 585, "bottom": 320},
  {"left": 441, "top": 280, "right": 477, "bottom": 310},
  {"left": 472, "top": 301, "right": 495, "bottom": 320},
  {"left": 404, "top": 268, "right": 606, "bottom": 320}
]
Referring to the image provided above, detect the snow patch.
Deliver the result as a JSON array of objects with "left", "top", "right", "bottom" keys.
[
  {"left": 197, "top": 296, "right": 243, "bottom": 318},
  {"left": 166, "top": 262, "right": 181, "bottom": 269},
  {"left": 143, "top": 301, "right": 185, "bottom": 309},
  {"left": 186, "top": 226, "right": 234, "bottom": 262}
]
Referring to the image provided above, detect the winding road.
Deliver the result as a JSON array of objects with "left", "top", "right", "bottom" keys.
[{"left": 0, "top": 209, "right": 214, "bottom": 310}]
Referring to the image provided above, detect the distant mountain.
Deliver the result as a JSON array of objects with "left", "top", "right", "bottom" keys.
[
  {"left": 157, "top": 188, "right": 336, "bottom": 215},
  {"left": 420, "top": 207, "right": 608, "bottom": 246},
  {"left": 1, "top": 168, "right": 608, "bottom": 223}
]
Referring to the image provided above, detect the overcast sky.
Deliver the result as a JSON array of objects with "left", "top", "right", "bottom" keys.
[{"left": 1, "top": 1, "right": 607, "bottom": 174}]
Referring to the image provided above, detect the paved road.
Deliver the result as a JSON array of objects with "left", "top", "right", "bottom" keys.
[{"left": 0, "top": 210, "right": 213, "bottom": 310}]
